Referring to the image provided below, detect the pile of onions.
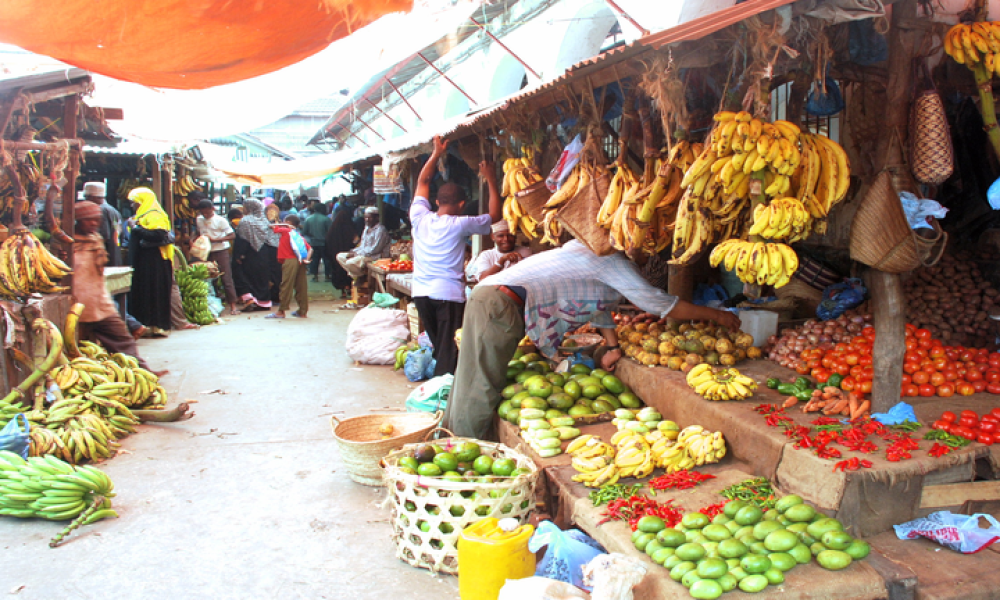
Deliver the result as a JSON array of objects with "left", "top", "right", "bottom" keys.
[{"left": 765, "top": 312, "right": 872, "bottom": 369}]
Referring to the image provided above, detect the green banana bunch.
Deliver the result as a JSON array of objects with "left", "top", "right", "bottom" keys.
[{"left": 393, "top": 345, "right": 410, "bottom": 371}]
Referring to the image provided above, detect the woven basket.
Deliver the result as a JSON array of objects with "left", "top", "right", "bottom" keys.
[
  {"left": 849, "top": 170, "right": 946, "bottom": 273},
  {"left": 910, "top": 89, "right": 954, "bottom": 184},
  {"left": 792, "top": 256, "right": 840, "bottom": 292},
  {"left": 381, "top": 429, "right": 539, "bottom": 574},
  {"left": 776, "top": 279, "right": 824, "bottom": 318},
  {"left": 515, "top": 180, "right": 552, "bottom": 222},
  {"left": 330, "top": 411, "right": 442, "bottom": 486},
  {"left": 555, "top": 171, "right": 615, "bottom": 256}
]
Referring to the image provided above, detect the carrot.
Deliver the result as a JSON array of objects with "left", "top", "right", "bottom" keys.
[
  {"left": 824, "top": 398, "right": 849, "bottom": 415},
  {"left": 851, "top": 400, "right": 871, "bottom": 421},
  {"left": 848, "top": 393, "right": 859, "bottom": 417},
  {"left": 783, "top": 396, "right": 799, "bottom": 409}
]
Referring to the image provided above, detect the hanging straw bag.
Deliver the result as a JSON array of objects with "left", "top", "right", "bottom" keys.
[
  {"left": 909, "top": 59, "right": 954, "bottom": 184},
  {"left": 555, "top": 170, "right": 614, "bottom": 256},
  {"left": 849, "top": 170, "right": 946, "bottom": 272}
]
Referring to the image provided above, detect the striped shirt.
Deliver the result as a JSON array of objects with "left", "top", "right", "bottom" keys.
[{"left": 482, "top": 240, "right": 679, "bottom": 358}]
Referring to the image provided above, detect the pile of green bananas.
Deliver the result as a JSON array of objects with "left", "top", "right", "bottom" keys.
[
  {"left": 392, "top": 342, "right": 418, "bottom": 371},
  {"left": 1, "top": 340, "right": 165, "bottom": 465},
  {"left": 0, "top": 451, "right": 118, "bottom": 547},
  {"left": 177, "top": 264, "right": 215, "bottom": 325}
]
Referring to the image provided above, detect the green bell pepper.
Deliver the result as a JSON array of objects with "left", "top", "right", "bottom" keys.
[
  {"left": 826, "top": 373, "right": 844, "bottom": 389},
  {"left": 766, "top": 378, "right": 781, "bottom": 390}
]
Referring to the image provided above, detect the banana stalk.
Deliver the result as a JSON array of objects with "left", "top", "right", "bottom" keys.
[
  {"left": 0, "top": 318, "right": 63, "bottom": 406},
  {"left": 973, "top": 62, "right": 1000, "bottom": 161},
  {"left": 745, "top": 171, "right": 770, "bottom": 299}
]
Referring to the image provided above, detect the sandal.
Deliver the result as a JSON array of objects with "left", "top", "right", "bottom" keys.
[
  {"left": 291, "top": 311, "right": 307, "bottom": 318},
  {"left": 265, "top": 313, "right": 285, "bottom": 319}
]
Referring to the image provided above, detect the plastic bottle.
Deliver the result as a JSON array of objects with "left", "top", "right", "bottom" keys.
[{"left": 457, "top": 517, "right": 535, "bottom": 600}]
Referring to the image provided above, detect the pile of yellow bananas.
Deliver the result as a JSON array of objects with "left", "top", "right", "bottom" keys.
[
  {"left": 0, "top": 231, "right": 72, "bottom": 297},
  {"left": 709, "top": 238, "right": 799, "bottom": 287},
  {"left": 603, "top": 141, "right": 695, "bottom": 256},
  {"left": 685, "top": 363, "right": 758, "bottom": 402},
  {"left": 0, "top": 163, "right": 41, "bottom": 223},
  {"left": 670, "top": 111, "right": 850, "bottom": 267},
  {"left": 172, "top": 169, "right": 204, "bottom": 219},
  {"left": 747, "top": 196, "right": 812, "bottom": 242},
  {"left": 944, "top": 21, "right": 1000, "bottom": 74},
  {"left": 568, "top": 435, "right": 619, "bottom": 487}
]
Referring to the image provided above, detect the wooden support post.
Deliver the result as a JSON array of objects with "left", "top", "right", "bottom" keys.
[
  {"left": 162, "top": 163, "right": 174, "bottom": 227},
  {"left": 870, "top": 0, "right": 920, "bottom": 414},
  {"left": 60, "top": 95, "right": 79, "bottom": 268},
  {"left": 668, "top": 265, "right": 694, "bottom": 302}
]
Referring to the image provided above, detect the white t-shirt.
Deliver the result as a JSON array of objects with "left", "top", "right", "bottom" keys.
[
  {"left": 196, "top": 214, "right": 234, "bottom": 252},
  {"left": 410, "top": 195, "right": 491, "bottom": 302},
  {"left": 466, "top": 246, "right": 533, "bottom": 282}
]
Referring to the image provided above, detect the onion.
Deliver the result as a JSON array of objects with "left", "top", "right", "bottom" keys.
[
  {"left": 850, "top": 316, "right": 865, "bottom": 324},
  {"left": 818, "top": 335, "right": 832, "bottom": 343},
  {"left": 768, "top": 335, "right": 778, "bottom": 345},
  {"left": 846, "top": 323, "right": 861, "bottom": 334}
]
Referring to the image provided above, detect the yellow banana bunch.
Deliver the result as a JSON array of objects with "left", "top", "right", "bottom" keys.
[
  {"left": 708, "top": 239, "right": 799, "bottom": 287},
  {"left": 944, "top": 21, "right": 1000, "bottom": 75},
  {"left": 0, "top": 231, "right": 72, "bottom": 298},
  {"left": 795, "top": 133, "right": 850, "bottom": 226},
  {"left": 568, "top": 435, "right": 620, "bottom": 487},
  {"left": 685, "top": 364, "right": 758, "bottom": 401},
  {"left": 747, "top": 197, "right": 812, "bottom": 242},
  {"left": 500, "top": 156, "right": 546, "bottom": 240}
]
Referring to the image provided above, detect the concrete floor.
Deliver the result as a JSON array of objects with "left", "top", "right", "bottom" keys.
[{"left": 0, "top": 282, "right": 460, "bottom": 600}]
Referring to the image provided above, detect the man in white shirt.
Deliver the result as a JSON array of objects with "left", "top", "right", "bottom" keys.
[
  {"left": 466, "top": 220, "right": 532, "bottom": 283},
  {"left": 196, "top": 198, "right": 240, "bottom": 315},
  {"left": 410, "top": 135, "right": 502, "bottom": 376}
]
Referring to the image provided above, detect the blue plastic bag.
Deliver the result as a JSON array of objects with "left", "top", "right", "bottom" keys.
[
  {"left": 0, "top": 414, "right": 30, "bottom": 459},
  {"left": 404, "top": 347, "right": 433, "bottom": 382},
  {"left": 988, "top": 177, "right": 1000, "bottom": 210},
  {"left": 871, "top": 401, "right": 918, "bottom": 426},
  {"left": 529, "top": 520, "right": 606, "bottom": 591},
  {"left": 817, "top": 278, "right": 867, "bottom": 321},
  {"left": 806, "top": 77, "right": 845, "bottom": 116},
  {"left": 570, "top": 352, "right": 595, "bottom": 370}
]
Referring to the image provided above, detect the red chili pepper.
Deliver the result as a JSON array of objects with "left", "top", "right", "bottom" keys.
[
  {"left": 811, "top": 417, "right": 841, "bottom": 426},
  {"left": 928, "top": 443, "right": 952, "bottom": 457},
  {"left": 755, "top": 404, "right": 779, "bottom": 415},
  {"left": 815, "top": 445, "right": 842, "bottom": 459},
  {"left": 599, "top": 495, "right": 684, "bottom": 530},
  {"left": 699, "top": 501, "right": 728, "bottom": 519},
  {"left": 648, "top": 471, "right": 716, "bottom": 491}
]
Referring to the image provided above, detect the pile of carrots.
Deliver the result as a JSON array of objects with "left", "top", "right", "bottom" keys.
[{"left": 783, "top": 387, "right": 870, "bottom": 420}]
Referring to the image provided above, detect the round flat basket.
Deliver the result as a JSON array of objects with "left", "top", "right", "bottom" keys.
[
  {"left": 330, "top": 411, "right": 442, "bottom": 487},
  {"left": 381, "top": 429, "right": 539, "bottom": 574}
]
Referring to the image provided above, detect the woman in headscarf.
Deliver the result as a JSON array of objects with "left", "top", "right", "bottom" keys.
[
  {"left": 126, "top": 187, "right": 174, "bottom": 332},
  {"left": 325, "top": 208, "right": 357, "bottom": 297},
  {"left": 233, "top": 198, "right": 282, "bottom": 309}
]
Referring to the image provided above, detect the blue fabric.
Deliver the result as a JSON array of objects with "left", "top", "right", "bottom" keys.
[
  {"left": 871, "top": 402, "right": 918, "bottom": 426},
  {"left": 529, "top": 521, "right": 606, "bottom": 591},
  {"left": 0, "top": 414, "right": 30, "bottom": 459}
]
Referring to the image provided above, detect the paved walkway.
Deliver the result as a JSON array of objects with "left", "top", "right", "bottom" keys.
[{"left": 0, "top": 282, "right": 460, "bottom": 600}]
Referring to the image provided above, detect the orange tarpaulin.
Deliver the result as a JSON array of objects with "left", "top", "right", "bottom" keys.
[{"left": 0, "top": 0, "right": 412, "bottom": 90}]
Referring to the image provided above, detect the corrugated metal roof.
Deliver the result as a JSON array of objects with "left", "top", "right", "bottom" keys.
[
  {"left": 83, "top": 138, "right": 177, "bottom": 156},
  {"left": 641, "top": 0, "right": 798, "bottom": 49},
  {"left": 0, "top": 67, "right": 90, "bottom": 94}
]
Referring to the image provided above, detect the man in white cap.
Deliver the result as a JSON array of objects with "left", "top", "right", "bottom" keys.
[
  {"left": 82, "top": 181, "right": 122, "bottom": 267},
  {"left": 336, "top": 205, "right": 390, "bottom": 282},
  {"left": 466, "top": 220, "right": 532, "bottom": 283}
]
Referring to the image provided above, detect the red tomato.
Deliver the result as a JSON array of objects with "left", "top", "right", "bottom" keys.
[
  {"left": 955, "top": 426, "right": 978, "bottom": 441},
  {"left": 834, "top": 362, "right": 851, "bottom": 377},
  {"left": 903, "top": 384, "right": 920, "bottom": 397},
  {"left": 901, "top": 374, "right": 912, "bottom": 386},
  {"left": 912, "top": 371, "right": 930, "bottom": 385},
  {"left": 975, "top": 353, "right": 991, "bottom": 364},
  {"left": 945, "top": 350, "right": 959, "bottom": 362},
  {"left": 977, "top": 363, "right": 991, "bottom": 373},
  {"left": 905, "top": 323, "right": 917, "bottom": 336},
  {"left": 987, "top": 370, "right": 1000, "bottom": 384},
  {"left": 957, "top": 383, "right": 976, "bottom": 396},
  {"left": 966, "top": 369, "right": 984, "bottom": 383},
  {"left": 812, "top": 368, "right": 831, "bottom": 384},
  {"left": 918, "top": 339, "right": 934, "bottom": 350},
  {"left": 989, "top": 353, "right": 1000, "bottom": 368},
  {"left": 960, "top": 349, "right": 976, "bottom": 362},
  {"left": 982, "top": 414, "right": 1000, "bottom": 424},
  {"left": 859, "top": 355, "right": 873, "bottom": 367},
  {"left": 915, "top": 328, "right": 931, "bottom": 340},
  {"left": 849, "top": 365, "right": 865, "bottom": 378},
  {"left": 795, "top": 362, "right": 810, "bottom": 375},
  {"left": 940, "top": 411, "right": 957, "bottom": 423},
  {"left": 844, "top": 352, "right": 860, "bottom": 366},
  {"left": 929, "top": 372, "right": 945, "bottom": 387},
  {"left": 929, "top": 346, "right": 946, "bottom": 358},
  {"left": 918, "top": 383, "right": 936, "bottom": 397},
  {"left": 807, "top": 358, "right": 821, "bottom": 370},
  {"left": 905, "top": 339, "right": 918, "bottom": 352},
  {"left": 921, "top": 363, "right": 937, "bottom": 374},
  {"left": 932, "top": 420, "right": 951, "bottom": 430},
  {"left": 960, "top": 415, "right": 979, "bottom": 429},
  {"left": 978, "top": 432, "right": 994, "bottom": 446},
  {"left": 821, "top": 355, "right": 835, "bottom": 369},
  {"left": 974, "top": 380, "right": 988, "bottom": 393},
  {"left": 942, "top": 368, "right": 958, "bottom": 382},
  {"left": 840, "top": 376, "right": 857, "bottom": 392},
  {"left": 979, "top": 420, "right": 998, "bottom": 433},
  {"left": 960, "top": 410, "right": 979, "bottom": 420},
  {"left": 988, "top": 384, "right": 1000, "bottom": 396},
  {"left": 937, "top": 383, "right": 955, "bottom": 397},
  {"left": 991, "top": 407, "right": 1000, "bottom": 419},
  {"left": 957, "top": 367, "right": 968, "bottom": 379},
  {"left": 858, "top": 380, "right": 873, "bottom": 394},
  {"left": 903, "top": 362, "right": 921, "bottom": 375}
]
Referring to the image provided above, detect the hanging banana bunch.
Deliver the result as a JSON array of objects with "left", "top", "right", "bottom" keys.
[
  {"left": 0, "top": 162, "right": 41, "bottom": 224},
  {"left": 670, "top": 111, "right": 851, "bottom": 268},
  {"left": 172, "top": 167, "right": 203, "bottom": 220},
  {"left": 501, "top": 150, "right": 545, "bottom": 241},
  {"left": 944, "top": 21, "right": 1000, "bottom": 74}
]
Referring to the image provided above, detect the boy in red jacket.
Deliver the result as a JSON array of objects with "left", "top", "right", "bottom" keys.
[{"left": 267, "top": 214, "right": 313, "bottom": 319}]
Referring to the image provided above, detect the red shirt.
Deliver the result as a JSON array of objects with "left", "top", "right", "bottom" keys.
[{"left": 274, "top": 224, "right": 311, "bottom": 263}]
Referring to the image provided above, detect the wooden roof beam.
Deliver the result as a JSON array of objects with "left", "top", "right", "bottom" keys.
[
  {"left": 470, "top": 17, "right": 540, "bottom": 79},
  {"left": 362, "top": 98, "right": 408, "bottom": 133},
  {"left": 385, "top": 77, "right": 423, "bottom": 122},
  {"left": 418, "top": 53, "right": 478, "bottom": 106}
]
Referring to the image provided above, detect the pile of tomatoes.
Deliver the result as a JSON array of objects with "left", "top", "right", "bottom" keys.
[
  {"left": 386, "top": 259, "right": 413, "bottom": 271},
  {"left": 792, "top": 323, "right": 1000, "bottom": 398},
  {"left": 931, "top": 409, "right": 1000, "bottom": 445}
]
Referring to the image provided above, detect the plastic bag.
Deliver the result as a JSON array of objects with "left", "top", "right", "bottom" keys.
[
  {"left": 817, "top": 278, "right": 866, "bottom": 321},
  {"left": 190, "top": 235, "right": 211, "bottom": 261},
  {"left": 370, "top": 292, "right": 399, "bottom": 308},
  {"left": 406, "top": 374, "right": 454, "bottom": 413},
  {"left": 806, "top": 77, "right": 845, "bottom": 116},
  {"left": 345, "top": 306, "right": 409, "bottom": 364},
  {"left": 404, "top": 346, "right": 434, "bottom": 382},
  {"left": 988, "top": 177, "right": 1000, "bottom": 210},
  {"left": 849, "top": 17, "right": 888, "bottom": 65},
  {"left": 899, "top": 192, "right": 949, "bottom": 230},
  {"left": 582, "top": 553, "right": 648, "bottom": 600},
  {"left": 545, "top": 134, "right": 584, "bottom": 192},
  {"left": 498, "top": 577, "right": 590, "bottom": 600},
  {"left": 894, "top": 511, "right": 1000, "bottom": 553},
  {"left": 529, "top": 521, "right": 606, "bottom": 591},
  {"left": 0, "top": 414, "right": 30, "bottom": 459},
  {"left": 871, "top": 401, "right": 917, "bottom": 426}
]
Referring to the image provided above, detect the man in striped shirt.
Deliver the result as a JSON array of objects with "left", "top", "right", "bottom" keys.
[{"left": 444, "top": 240, "right": 741, "bottom": 439}]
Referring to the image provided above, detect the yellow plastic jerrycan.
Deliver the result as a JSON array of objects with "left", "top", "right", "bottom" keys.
[{"left": 458, "top": 517, "right": 536, "bottom": 600}]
